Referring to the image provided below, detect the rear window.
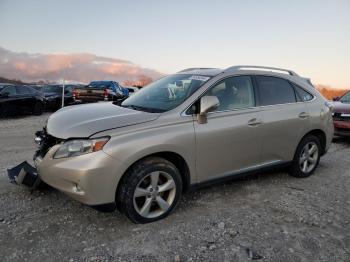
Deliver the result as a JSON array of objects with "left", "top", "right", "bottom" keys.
[{"left": 256, "top": 76, "right": 296, "bottom": 106}]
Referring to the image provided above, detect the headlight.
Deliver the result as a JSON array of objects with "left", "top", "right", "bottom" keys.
[{"left": 53, "top": 137, "right": 110, "bottom": 159}]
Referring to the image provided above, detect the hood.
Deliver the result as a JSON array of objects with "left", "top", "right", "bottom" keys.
[
  {"left": 46, "top": 102, "right": 160, "bottom": 139},
  {"left": 332, "top": 101, "right": 350, "bottom": 114}
]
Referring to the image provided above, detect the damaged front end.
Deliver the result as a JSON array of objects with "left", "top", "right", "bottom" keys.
[
  {"left": 33, "top": 128, "right": 63, "bottom": 160},
  {"left": 7, "top": 128, "right": 62, "bottom": 190}
]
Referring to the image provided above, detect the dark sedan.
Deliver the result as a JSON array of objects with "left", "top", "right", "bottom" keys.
[
  {"left": 0, "top": 85, "right": 44, "bottom": 116},
  {"left": 39, "top": 84, "right": 77, "bottom": 111},
  {"left": 332, "top": 91, "right": 350, "bottom": 137}
]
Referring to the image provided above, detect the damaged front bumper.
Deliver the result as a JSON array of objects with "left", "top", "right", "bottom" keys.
[
  {"left": 9, "top": 128, "right": 127, "bottom": 207},
  {"left": 34, "top": 144, "right": 125, "bottom": 205},
  {"left": 7, "top": 161, "right": 42, "bottom": 189}
]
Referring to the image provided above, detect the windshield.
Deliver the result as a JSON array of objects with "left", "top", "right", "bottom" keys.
[
  {"left": 121, "top": 74, "right": 211, "bottom": 112},
  {"left": 340, "top": 91, "right": 350, "bottom": 103},
  {"left": 88, "top": 81, "right": 113, "bottom": 89},
  {"left": 43, "top": 85, "right": 62, "bottom": 93}
]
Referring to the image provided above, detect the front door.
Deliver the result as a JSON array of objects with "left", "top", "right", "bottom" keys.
[{"left": 194, "top": 75, "right": 263, "bottom": 183}]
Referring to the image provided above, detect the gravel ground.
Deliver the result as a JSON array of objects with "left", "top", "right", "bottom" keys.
[{"left": 0, "top": 114, "right": 349, "bottom": 262}]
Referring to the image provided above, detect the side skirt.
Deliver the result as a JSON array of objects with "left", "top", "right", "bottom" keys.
[{"left": 189, "top": 161, "right": 291, "bottom": 191}]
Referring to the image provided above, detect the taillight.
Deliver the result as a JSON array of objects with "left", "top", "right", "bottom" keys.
[
  {"left": 104, "top": 89, "right": 109, "bottom": 100},
  {"left": 73, "top": 90, "right": 78, "bottom": 100}
]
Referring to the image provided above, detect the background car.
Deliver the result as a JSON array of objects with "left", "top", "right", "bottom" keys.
[
  {"left": 38, "top": 84, "right": 78, "bottom": 111},
  {"left": 73, "top": 81, "right": 129, "bottom": 103},
  {"left": 0, "top": 85, "right": 44, "bottom": 116},
  {"left": 125, "top": 86, "right": 139, "bottom": 96},
  {"left": 332, "top": 91, "right": 350, "bottom": 137}
]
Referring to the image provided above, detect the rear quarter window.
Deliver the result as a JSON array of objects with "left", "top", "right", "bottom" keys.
[{"left": 292, "top": 83, "right": 314, "bottom": 102}]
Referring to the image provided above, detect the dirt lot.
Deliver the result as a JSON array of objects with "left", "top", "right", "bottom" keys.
[{"left": 0, "top": 114, "right": 349, "bottom": 262}]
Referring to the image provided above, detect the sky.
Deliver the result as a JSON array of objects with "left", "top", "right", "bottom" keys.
[{"left": 0, "top": 0, "right": 349, "bottom": 87}]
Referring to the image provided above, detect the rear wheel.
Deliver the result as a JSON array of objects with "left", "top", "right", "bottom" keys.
[
  {"left": 117, "top": 157, "right": 182, "bottom": 223},
  {"left": 288, "top": 135, "right": 321, "bottom": 178},
  {"left": 33, "top": 102, "right": 43, "bottom": 115}
]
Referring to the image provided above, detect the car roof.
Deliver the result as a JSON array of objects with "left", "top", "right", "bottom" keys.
[
  {"left": 177, "top": 68, "right": 223, "bottom": 77},
  {"left": 176, "top": 65, "right": 300, "bottom": 78},
  {"left": 175, "top": 66, "right": 314, "bottom": 90},
  {"left": 90, "top": 80, "right": 116, "bottom": 83}
]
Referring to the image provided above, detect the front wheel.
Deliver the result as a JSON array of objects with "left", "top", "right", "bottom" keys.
[
  {"left": 117, "top": 157, "right": 182, "bottom": 223},
  {"left": 288, "top": 135, "right": 321, "bottom": 178}
]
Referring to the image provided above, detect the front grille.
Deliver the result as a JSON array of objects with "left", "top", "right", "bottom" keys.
[{"left": 35, "top": 128, "right": 63, "bottom": 158}]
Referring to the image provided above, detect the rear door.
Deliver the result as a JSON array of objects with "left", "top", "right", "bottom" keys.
[
  {"left": 255, "top": 75, "right": 311, "bottom": 164},
  {"left": 194, "top": 75, "right": 263, "bottom": 182}
]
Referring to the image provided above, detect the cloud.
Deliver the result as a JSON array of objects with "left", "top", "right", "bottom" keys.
[{"left": 0, "top": 47, "right": 163, "bottom": 83}]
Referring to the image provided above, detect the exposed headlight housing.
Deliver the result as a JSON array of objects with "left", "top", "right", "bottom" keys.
[{"left": 53, "top": 137, "right": 110, "bottom": 159}]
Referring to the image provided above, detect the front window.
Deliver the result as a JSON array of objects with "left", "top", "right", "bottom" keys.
[
  {"left": 204, "top": 76, "right": 255, "bottom": 111},
  {"left": 340, "top": 91, "right": 350, "bottom": 103},
  {"left": 121, "top": 74, "right": 211, "bottom": 112}
]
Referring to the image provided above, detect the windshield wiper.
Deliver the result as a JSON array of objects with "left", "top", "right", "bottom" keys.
[{"left": 121, "top": 104, "right": 165, "bottom": 113}]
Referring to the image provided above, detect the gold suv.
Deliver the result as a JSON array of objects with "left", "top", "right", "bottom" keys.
[{"left": 34, "top": 66, "right": 334, "bottom": 223}]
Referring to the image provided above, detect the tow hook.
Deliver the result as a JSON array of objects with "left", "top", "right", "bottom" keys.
[{"left": 7, "top": 161, "right": 42, "bottom": 190}]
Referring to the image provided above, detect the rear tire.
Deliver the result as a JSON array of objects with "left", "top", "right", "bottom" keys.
[
  {"left": 117, "top": 157, "right": 182, "bottom": 223},
  {"left": 33, "top": 102, "right": 43, "bottom": 116},
  {"left": 288, "top": 135, "right": 321, "bottom": 178}
]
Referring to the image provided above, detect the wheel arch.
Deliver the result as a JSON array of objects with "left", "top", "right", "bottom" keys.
[
  {"left": 297, "top": 129, "right": 327, "bottom": 156},
  {"left": 116, "top": 151, "right": 191, "bottom": 203}
]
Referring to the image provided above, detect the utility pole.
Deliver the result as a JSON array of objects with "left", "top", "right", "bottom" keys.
[{"left": 61, "top": 79, "right": 65, "bottom": 108}]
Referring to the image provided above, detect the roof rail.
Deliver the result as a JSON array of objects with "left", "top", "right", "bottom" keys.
[
  {"left": 225, "top": 65, "right": 298, "bottom": 76},
  {"left": 177, "top": 67, "right": 216, "bottom": 73}
]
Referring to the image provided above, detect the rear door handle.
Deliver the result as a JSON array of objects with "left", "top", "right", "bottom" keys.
[
  {"left": 248, "top": 118, "right": 262, "bottom": 127},
  {"left": 299, "top": 112, "right": 310, "bottom": 119}
]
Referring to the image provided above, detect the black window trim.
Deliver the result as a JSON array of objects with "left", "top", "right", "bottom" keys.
[{"left": 182, "top": 74, "right": 317, "bottom": 116}]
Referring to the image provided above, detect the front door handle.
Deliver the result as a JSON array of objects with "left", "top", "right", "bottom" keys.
[
  {"left": 299, "top": 112, "right": 310, "bottom": 119},
  {"left": 248, "top": 118, "right": 262, "bottom": 127}
]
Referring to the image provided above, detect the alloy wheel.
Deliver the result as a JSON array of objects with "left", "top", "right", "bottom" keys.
[
  {"left": 299, "top": 141, "right": 319, "bottom": 173},
  {"left": 133, "top": 171, "right": 176, "bottom": 219}
]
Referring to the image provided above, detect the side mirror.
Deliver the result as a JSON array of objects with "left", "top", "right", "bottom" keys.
[
  {"left": 0, "top": 92, "right": 9, "bottom": 98},
  {"left": 333, "top": 96, "right": 340, "bottom": 101},
  {"left": 197, "top": 96, "right": 220, "bottom": 124}
]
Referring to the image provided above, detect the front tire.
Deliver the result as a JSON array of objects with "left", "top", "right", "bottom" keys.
[
  {"left": 288, "top": 135, "right": 321, "bottom": 178},
  {"left": 117, "top": 157, "right": 182, "bottom": 223}
]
